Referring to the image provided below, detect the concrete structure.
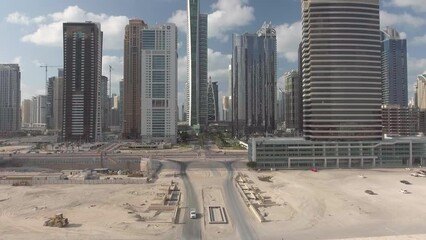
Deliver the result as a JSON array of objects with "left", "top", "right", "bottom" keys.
[
  {"left": 21, "top": 99, "right": 31, "bottom": 127},
  {"left": 100, "top": 75, "right": 110, "bottom": 132},
  {"left": 140, "top": 23, "right": 178, "bottom": 144},
  {"left": 248, "top": 137, "right": 426, "bottom": 169},
  {"left": 276, "top": 88, "right": 285, "bottom": 127},
  {"left": 415, "top": 74, "right": 426, "bottom": 109},
  {"left": 29, "top": 95, "right": 47, "bottom": 126},
  {"left": 302, "top": 0, "right": 382, "bottom": 141},
  {"left": 119, "top": 80, "right": 123, "bottom": 128},
  {"left": 52, "top": 75, "right": 63, "bottom": 131},
  {"left": 46, "top": 77, "right": 55, "bottom": 129},
  {"left": 186, "top": 0, "right": 208, "bottom": 128},
  {"left": 0, "top": 64, "right": 21, "bottom": 136},
  {"left": 207, "top": 78, "right": 218, "bottom": 122},
  {"left": 284, "top": 70, "right": 303, "bottom": 134},
  {"left": 222, "top": 96, "right": 232, "bottom": 121},
  {"left": 382, "top": 105, "right": 419, "bottom": 136},
  {"left": 381, "top": 27, "right": 407, "bottom": 107},
  {"left": 123, "top": 19, "right": 147, "bottom": 140},
  {"left": 62, "top": 22, "right": 103, "bottom": 142},
  {"left": 232, "top": 22, "right": 277, "bottom": 137}
]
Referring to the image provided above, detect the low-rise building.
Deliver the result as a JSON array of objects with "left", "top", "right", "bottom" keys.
[{"left": 248, "top": 137, "right": 426, "bottom": 169}]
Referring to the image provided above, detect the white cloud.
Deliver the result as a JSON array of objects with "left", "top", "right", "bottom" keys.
[
  {"left": 178, "top": 55, "right": 187, "bottom": 83},
  {"left": 168, "top": 10, "right": 187, "bottom": 33},
  {"left": 6, "top": 12, "right": 30, "bottom": 25},
  {"left": 168, "top": 0, "right": 255, "bottom": 41},
  {"left": 390, "top": 0, "right": 426, "bottom": 13},
  {"left": 380, "top": 10, "right": 425, "bottom": 28},
  {"left": 19, "top": 6, "right": 128, "bottom": 49},
  {"left": 12, "top": 56, "right": 21, "bottom": 64},
  {"left": 208, "top": 0, "right": 255, "bottom": 41},
  {"left": 275, "top": 21, "right": 302, "bottom": 62},
  {"left": 413, "top": 34, "right": 426, "bottom": 45}
]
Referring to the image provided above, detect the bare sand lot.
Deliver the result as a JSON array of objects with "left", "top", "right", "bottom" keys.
[
  {"left": 245, "top": 168, "right": 426, "bottom": 240},
  {"left": 0, "top": 175, "right": 182, "bottom": 240},
  {"left": 2, "top": 167, "right": 426, "bottom": 240}
]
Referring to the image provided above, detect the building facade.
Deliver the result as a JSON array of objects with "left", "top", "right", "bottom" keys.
[
  {"left": 381, "top": 27, "right": 407, "bottom": 107},
  {"left": 302, "top": 0, "right": 382, "bottom": 141},
  {"left": 100, "top": 75, "right": 110, "bottom": 132},
  {"left": 207, "top": 78, "right": 218, "bottom": 122},
  {"left": 52, "top": 76, "right": 63, "bottom": 131},
  {"left": 232, "top": 22, "right": 277, "bottom": 137},
  {"left": 62, "top": 22, "right": 103, "bottom": 142},
  {"left": 284, "top": 70, "right": 303, "bottom": 133},
  {"left": 416, "top": 74, "right": 426, "bottom": 109},
  {"left": 123, "top": 19, "right": 147, "bottom": 139},
  {"left": 140, "top": 23, "right": 178, "bottom": 144},
  {"left": 0, "top": 64, "right": 21, "bottom": 135},
  {"left": 249, "top": 137, "right": 426, "bottom": 169},
  {"left": 21, "top": 99, "right": 31, "bottom": 127},
  {"left": 186, "top": 0, "right": 208, "bottom": 128},
  {"left": 382, "top": 105, "right": 419, "bottom": 136}
]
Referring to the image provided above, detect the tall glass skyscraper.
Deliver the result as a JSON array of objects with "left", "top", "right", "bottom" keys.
[
  {"left": 186, "top": 0, "right": 208, "bottom": 128},
  {"left": 232, "top": 23, "right": 277, "bottom": 137},
  {"left": 123, "top": 19, "right": 147, "bottom": 140},
  {"left": 62, "top": 22, "right": 103, "bottom": 142},
  {"left": 302, "top": 0, "right": 382, "bottom": 141},
  {"left": 140, "top": 23, "right": 178, "bottom": 144},
  {"left": 381, "top": 27, "right": 408, "bottom": 107},
  {"left": 0, "top": 64, "right": 21, "bottom": 136}
]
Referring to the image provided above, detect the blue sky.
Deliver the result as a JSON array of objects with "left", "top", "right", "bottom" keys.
[{"left": 1, "top": 0, "right": 426, "bottom": 108}]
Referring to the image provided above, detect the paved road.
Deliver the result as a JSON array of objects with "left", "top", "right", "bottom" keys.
[
  {"left": 178, "top": 161, "right": 202, "bottom": 240},
  {"left": 223, "top": 161, "right": 257, "bottom": 240}
]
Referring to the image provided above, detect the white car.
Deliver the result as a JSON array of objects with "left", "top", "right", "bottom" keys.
[{"left": 189, "top": 209, "right": 196, "bottom": 219}]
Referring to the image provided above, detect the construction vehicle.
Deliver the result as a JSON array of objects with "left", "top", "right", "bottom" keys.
[{"left": 43, "top": 213, "right": 69, "bottom": 228}]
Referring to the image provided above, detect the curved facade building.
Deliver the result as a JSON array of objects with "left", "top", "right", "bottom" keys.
[{"left": 302, "top": 0, "right": 382, "bottom": 141}]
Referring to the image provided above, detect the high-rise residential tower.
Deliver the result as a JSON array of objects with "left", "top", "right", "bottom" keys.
[
  {"left": 381, "top": 27, "right": 407, "bottom": 107},
  {"left": 186, "top": 0, "right": 208, "bottom": 128},
  {"left": 207, "top": 78, "right": 219, "bottom": 122},
  {"left": 52, "top": 75, "right": 63, "bottom": 131},
  {"left": 0, "top": 64, "right": 21, "bottom": 135},
  {"left": 140, "top": 23, "right": 178, "bottom": 144},
  {"left": 302, "top": 0, "right": 382, "bottom": 141},
  {"left": 284, "top": 70, "right": 303, "bottom": 133},
  {"left": 62, "top": 22, "right": 103, "bottom": 142},
  {"left": 416, "top": 74, "right": 426, "bottom": 109},
  {"left": 232, "top": 22, "right": 277, "bottom": 137},
  {"left": 21, "top": 99, "right": 31, "bottom": 127},
  {"left": 123, "top": 19, "right": 147, "bottom": 139}
]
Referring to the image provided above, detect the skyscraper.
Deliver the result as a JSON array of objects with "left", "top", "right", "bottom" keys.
[
  {"left": 381, "top": 27, "right": 408, "bottom": 107},
  {"left": 21, "top": 99, "right": 31, "bottom": 127},
  {"left": 416, "top": 74, "right": 426, "bottom": 109},
  {"left": 101, "top": 75, "right": 110, "bottom": 132},
  {"left": 302, "top": 0, "right": 382, "bottom": 141},
  {"left": 119, "top": 80, "right": 123, "bottom": 128},
  {"left": 140, "top": 23, "right": 178, "bottom": 144},
  {"left": 62, "top": 22, "right": 103, "bottom": 142},
  {"left": 186, "top": 0, "right": 208, "bottom": 128},
  {"left": 123, "top": 19, "right": 147, "bottom": 139},
  {"left": 0, "top": 64, "right": 21, "bottom": 135},
  {"left": 284, "top": 70, "right": 303, "bottom": 133},
  {"left": 52, "top": 76, "right": 63, "bottom": 131},
  {"left": 207, "top": 78, "right": 218, "bottom": 122},
  {"left": 46, "top": 76, "right": 55, "bottom": 129},
  {"left": 232, "top": 22, "right": 277, "bottom": 137}
]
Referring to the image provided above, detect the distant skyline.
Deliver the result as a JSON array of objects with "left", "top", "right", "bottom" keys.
[{"left": 1, "top": 0, "right": 426, "bottom": 107}]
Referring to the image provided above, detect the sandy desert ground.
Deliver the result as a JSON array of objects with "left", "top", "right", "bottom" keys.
[
  {"left": 2, "top": 167, "right": 426, "bottom": 240},
  {"left": 244, "top": 168, "right": 426, "bottom": 240}
]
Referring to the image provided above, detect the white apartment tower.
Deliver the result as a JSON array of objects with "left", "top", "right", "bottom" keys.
[{"left": 141, "top": 23, "right": 178, "bottom": 144}]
